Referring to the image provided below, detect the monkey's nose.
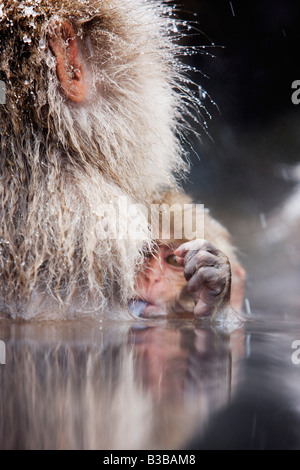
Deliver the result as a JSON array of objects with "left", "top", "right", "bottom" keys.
[{"left": 144, "top": 265, "right": 163, "bottom": 287}]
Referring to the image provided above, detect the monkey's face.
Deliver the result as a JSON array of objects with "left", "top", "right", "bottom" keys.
[{"left": 132, "top": 244, "right": 186, "bottom": 317}]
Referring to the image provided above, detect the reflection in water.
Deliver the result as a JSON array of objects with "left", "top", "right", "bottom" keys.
[
  {"left": 0, "top": 320, "right": 244, "bottom": 450},
  {"left": 188, "top": 319, "right": 300, "bottom": 450}
]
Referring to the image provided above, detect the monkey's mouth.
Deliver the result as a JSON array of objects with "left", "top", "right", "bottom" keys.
[
  {"left": 128, "top": 299, "right": 167, "bottom": 319},
  {"left": 128, "top": 299, "right": 148, "bottom": 317}
]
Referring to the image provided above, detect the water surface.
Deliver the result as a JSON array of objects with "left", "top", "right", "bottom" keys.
[{"left": 1, "top": 314, "right": 299, "bottom": 449}]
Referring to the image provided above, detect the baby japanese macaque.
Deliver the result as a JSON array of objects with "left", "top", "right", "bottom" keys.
[{"left": 129, "top": 193, "right": 246, "bottom": 322}]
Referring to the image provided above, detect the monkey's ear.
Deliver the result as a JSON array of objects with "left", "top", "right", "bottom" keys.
[{"left": 48, "top": 20, "right": 88, "bottom": 103}]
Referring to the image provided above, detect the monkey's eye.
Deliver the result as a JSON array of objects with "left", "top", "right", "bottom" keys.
[{"left": 165, "top": 254, "right": 181, "bottom": 267}]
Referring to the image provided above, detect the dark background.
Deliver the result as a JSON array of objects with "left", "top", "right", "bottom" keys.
[
  {"left": 177, "top": 0, "right": 300, "bottom": 314},
  {"left": 179, "top": 0, "right": 300, "bottom": 212}
]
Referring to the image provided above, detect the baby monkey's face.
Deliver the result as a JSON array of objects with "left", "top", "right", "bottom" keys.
[
  {"left": 133, "top": 244, "right": 186, "bottom": 317},
  {"left": 129, "top": 238, "right": 236, "bottom": 320}
]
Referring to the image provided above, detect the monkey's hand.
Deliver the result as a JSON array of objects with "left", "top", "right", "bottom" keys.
[{"left": 174, "top": 239, "right": 232, "bottom": 319}]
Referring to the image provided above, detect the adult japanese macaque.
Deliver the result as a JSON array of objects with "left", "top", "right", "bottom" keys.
[
  {"left": 0, "top": 0, "right": 194, "bottom": 319},
  {"left": 130, "top": 192, "right": 246, "bottom": 323}
]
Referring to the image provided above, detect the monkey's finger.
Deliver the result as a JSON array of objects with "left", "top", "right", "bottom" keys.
[
  {"left": 175, "top": 239, "right": 220, "bottom": 261},
  {"left": 188, "top": 266, "right": 227, "bottom": 296},
  {"left": 184, "top": 251, "right": 220, "bottom": 281},
  {"left": 174, "top": 239, "right": 206, "bottom": 258}
]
